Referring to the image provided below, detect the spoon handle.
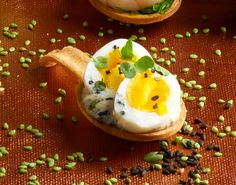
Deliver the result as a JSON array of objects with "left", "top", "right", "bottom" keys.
[{"left": 39, "top": 46, "right": 89, "bottom": 80}]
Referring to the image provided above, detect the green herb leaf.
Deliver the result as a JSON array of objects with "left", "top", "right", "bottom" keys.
[
  {"left": 154, "top": 63, "right": 170, "bottom": 76},
  {"left": 94, "top": 56, "right": 108, "bottom": 69},
  {"left": 95, "top": 81, "right": 106, "bottom": 91},
  {"left": 121, "top": 40, "right": 133, "bottom": 59},
  {"left": 120, "top": 62, "right": 136, "bottom": 78},
  {"left": 134, "top": 56, "right": 154, "bottom": 72},
  {"left": 144, "top": 152, "right": 163, "bottom": 164}
]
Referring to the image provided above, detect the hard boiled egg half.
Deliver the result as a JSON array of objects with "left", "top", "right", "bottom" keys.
[{"left": 82, "top": 39, "right": 182, "bottom": 133}]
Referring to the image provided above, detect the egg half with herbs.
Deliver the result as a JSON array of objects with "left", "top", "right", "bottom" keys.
[{"left": 81, "top": 39, "right": 182, "bottom": 133}]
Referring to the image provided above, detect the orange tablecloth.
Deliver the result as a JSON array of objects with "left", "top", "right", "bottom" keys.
[{"left": 0, "top": 0, "right": 236, "bottom": 184}]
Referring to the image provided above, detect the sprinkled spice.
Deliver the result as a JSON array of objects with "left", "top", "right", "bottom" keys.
[
  {"left": 214, "top": 152, "right": 223, "bottom": 157},
  {"left": 230, "top": 131, "right": 236, "bottom": 137},
  {"left": 198, "top": 102, "right": 205, "bottom": 108},
  {"left": 218, "top": 132, "right": 226, "bottom": 138},
  {"left": 2, "top": 71, "right": 10, "bottom": 77},
  {"left": 50, "top": 38, "right": 56, "bottom": 44},
  {"left": 220, "top": 26, "right": 227, "bottom": 33},
  {"left": 198, "top": 71, "right": 205, "bottom": 77},
  {"left": 2, "top": 122, "right": 9, "bottom": 130},
  {"left": 139, "top": 36, "right": 147, "bottom": 41},
  {"left": 203, "top": 28, "right": 210, "bottom": 33},
  {"left": 79, "top": 35, "right": 86, "bottom": 41},
  {"left": 150, "top": 47, "right": 157, "bottom": 52},
  {"left": 23, "top": 146, "right": 33, "bottom": 151},
  {"left": 98, "top": 31, "right": 104, "bottom": 37},
  {"left": 54, "top": 96, "right": 62, "bottom": 104},
  {"left": 160, "top": 38, "right": 166, "bottom": 44},
  {"left": 107, "top": 29, "right": 113, "bottom": 34},
  {"left": 225, "top": 99, "right": 233, "bottom": 109},
  {"left": 39, "top": 82, "right": 47, "bottom": 88},
  {"left": 185, "top": 31, "right": 191, "bottom": 38},
  {"left": 67, "top": 37, "right": 76, "bottom": 45},
  {"left": 58, "top": 88, "right": 66, "bottom": 96},
  {"left": 215, "top": 49, "right": 221, "bottom": 56},
  {"left": 211, "top": 126, "right": 219, "bottom": 133},
  {"left": 64, "top": 162, "right": 77, "bottom": 170},
  {"left": 192, "top": 28, "right": 199, "bottom": 34},
  {"left": 8, "top": 129, "right": 16, "bottom": 137},
  {"left": 198, "top": 96, "right": 206, "bottom": 102},
  {"left": 56, "top": 28, "right": 63, "bottom": 34},
  {"left": 217, "top": 99, "right": 225, "bottom": 104},
  {"left": 42, "top": 113, "right": 50, "bottom": 120},
  {"left": 28, "top": 50, "right": 36, "bottom": 56},
  {"left": 224, "top": 126, "right": 231, "bottom": 132},
  {"left": 71, "top": 116, "right": 78, "bottom": 123},
  {"left": 175, "top": 34, "right": 184, "bottom": 39},
  {"left": 82, "top": 20, "right": 88, "bottom": 27},
  {"left": 53, "top": 166, "right": 62, "bottom": 172},
  {"left": 24, "top": 40, "right": 31, "bottom": 46},
  {"left": 182, "top": 68, "right": 190, "bottom": 73},
  {"left": 190, "top": 54, "right": 198, "bottom": 59},
  {"left": 209, "top": 83, "right": 217, "bottom": 89},
  {"left": 218, "top": 115, "right": 225, "bottom": 122},
  {"left": 157, "top": 58, "right": 165, "bottom": 63},
  {"left": 56, "top": 113, "right": 64, "bottom": 120}
]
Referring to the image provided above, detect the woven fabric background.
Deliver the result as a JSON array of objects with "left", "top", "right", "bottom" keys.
[{"left": 0, "top": 0, "right": 236, "bottom": 184}]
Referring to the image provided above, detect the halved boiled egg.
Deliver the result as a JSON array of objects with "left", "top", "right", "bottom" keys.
[{"left": 82, "top": 39, "right": 182, "bottom": 133}]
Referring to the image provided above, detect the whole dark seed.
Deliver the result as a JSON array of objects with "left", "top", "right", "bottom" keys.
[
  {"left": 190, "top": 131, "right": 197, "bottom": 137},
  {"left": 151, "top": 95, "right": 159, "bottom": 101},
  {"left": 179, "top": 180, "right": 187, "bottom": 185},
  {"left": 86, "top": 156, "right": 94, "bottom": 163},
  {"left": 106, "top": 167, "right": 113, "bottom": 174},
  {"left": 130, "top": 167, "right": 139, "bottom": 175},
  {"left": 162, "top": 168, "right": 170, "bottom": 175},
  {"left": 120, "top": 172, "right": 128, "bottom": 179},
  {"left": 153, "top": 103, "right": 158, "bottom": 109},
  {"left": 198, "top": 140, "right": 204, "bottom": 146},
  {"left": 194, "top": 118, "right": 202, "bottom": 124},
  {"left": 213, "top": 145, "right": 221, "bottom": 152},
  {"left": 200, "top": 123, "right": 208, "bottom": 129},
  {"left": 206, "top": 144, "right": 214, "bottom": 151}
]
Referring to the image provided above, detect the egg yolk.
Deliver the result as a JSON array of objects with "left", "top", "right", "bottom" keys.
[
  {"left": 126, "top": 71, "right": 170, "bottom": 115},
  {"left": 99, "top": 48, "right": 133, "bottom": 91}
]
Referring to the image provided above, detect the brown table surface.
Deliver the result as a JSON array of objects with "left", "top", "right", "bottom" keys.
[{"left": 1, "top": 0, "right": 236, "bottom": 184}]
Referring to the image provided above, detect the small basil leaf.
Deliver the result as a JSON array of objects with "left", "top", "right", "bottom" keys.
[
  {"left": 95, "top": 81, "right": 106, "bottom": 91},
  {"left": 120, "top": 62, "right": 136, "bottom": 78},
  {"left": 134, "top": 56, "right": 154, "bottom": 72},
  {"left": 154, "top": 63, "right": 170, "bottom": 76},
  {"left": 121, "top": 39, "right": 133, "bottom": 59},
  {"left": 94, "top": 56, "right": 108, "bottom": 69}
]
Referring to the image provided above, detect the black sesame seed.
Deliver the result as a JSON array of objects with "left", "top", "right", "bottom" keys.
[
  {"left": 194, "top": 118, "right": 202, "bottom": 124},
  {"left": 120, "top": 172, "right": 128, "bottom": 179},
  {"left": 213, "top": 145, "right": 221, "bottom": 152},
  {"left": 98, "top": 111, "right": 109, "bottom": 116},
  {"left": 162, "top": 168, "right": 170, "bottom": 175},
  {"left": 105, "top": 97, "right": 113, "bottom": 100},
  {"left": 144, "top": 73, "right": 148, "bottom": 78},
  {"left": 151, "top": 95, "right": 159, "bottom": 101},
  {"left": 89, "top": 80, "right": 94, "bottom": 84},
  {"left": 113, "top": 45, "right": 119, "bottom": 49},
  {"left": 198, "top": 140, "right": 204, "bottom": 146},
  {"left": 120, "top": 111, "right": 125, "bottom": 115},
  {"left": 87, "top": 155, "right": 94, "bottom": 163},
  {"left": 153, "top": 103, "right": 158, "bottom": 109},
  {"left": 200, "top": 123, "right": 208, "bottom": 129},
  {"left": 130, "top": 167, "right": 139, "bottom": 176},
  {"left": 179, "top": 180, "right": 187, "bottom": 185},
  {"left": 106, "top": 70, "right": 111, "bottom": 74},
  {"left": 190, "top": 131, "right": 197, "bottom": 137},
  {"left": 206, "top": 144, "right": 215, "bottom": 151},
  {"left": 106, "top": 167, "right": 114, "bottom": 174}
]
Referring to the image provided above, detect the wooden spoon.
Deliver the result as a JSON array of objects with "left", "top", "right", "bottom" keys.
[
  {"left": 39, "top": 46, "right": 187, "bottom": 141},
  {"left": 88, "top": 0, "right": 182, "bottom": 24}
]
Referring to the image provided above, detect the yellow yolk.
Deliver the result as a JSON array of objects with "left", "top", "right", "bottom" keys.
[
  {"left": 99, "top": 49, "right": 126, "bottom": 91},
  {"left": 126, "top": 71, "right": 170, "bottom": 115}
]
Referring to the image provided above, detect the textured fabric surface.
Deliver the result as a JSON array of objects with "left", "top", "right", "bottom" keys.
[{"left": 0, "top": 0, "right": 236, "bottom": 184}]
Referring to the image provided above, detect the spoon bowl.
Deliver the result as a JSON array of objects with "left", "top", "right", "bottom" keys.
[
  {"left": 39, "top": 46, "right": 187, "bottom": 141},
  {"left": 88, "top": 0, "right": 182, "bottom": 24}
]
